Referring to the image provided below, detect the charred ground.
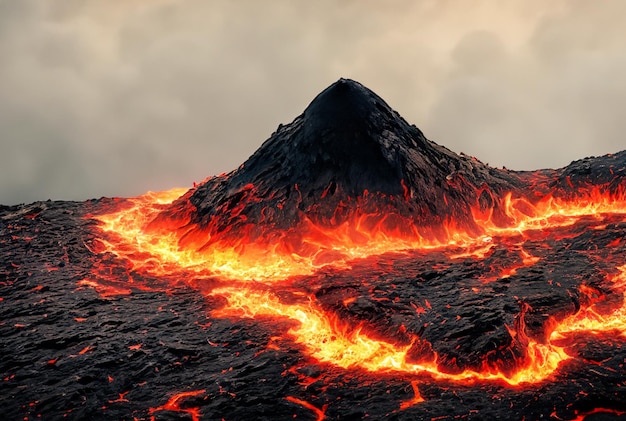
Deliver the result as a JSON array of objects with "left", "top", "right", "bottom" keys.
[{"left": 1, "top": 79, "right": 626, "bottom": 420}]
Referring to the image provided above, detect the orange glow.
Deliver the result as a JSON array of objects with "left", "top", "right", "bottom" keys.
[
  {"left": 551, "top": 265, "right": 626, "bottom": 341},
  {"left": 570, "top": 407, "right": 626, "bottom": 421},
  {"left": 91, "top": 185, "right": 626, "bottom": 281},
  {"left": 85, "top": 182, "right": 626, "bottom": 395},
  {"left": 399, "top": 380, "right": 424, "bottom": 410},
  {"left": 78, "top": 346, "right": 93, "bottom": 355},
  {"left": 148, "top": 390, "right": 205, "bottom": 421},
  {"left": 210, "top": 285, "right": 569, "bottom": 386},
  {"left": 285, "top": 396, "right": 326, "bottom": 421}
]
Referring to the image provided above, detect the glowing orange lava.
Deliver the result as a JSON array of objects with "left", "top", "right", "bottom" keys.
[
  {"left": 210, "top": 285, "right": 569, "bottom": 386},
  {"left": 92, "top": 185, "right": 626, "bottom": 281},
  {"left": 551, "top": 264, "right": 626, "bottom": 341},
  {"left": 399, "top": 380, "right": 424, "bottom": 410},
  {"left": 86, "top": 184, "right": 626, "bottom": 394},
  {"left": 285, "top": 396, "right": 326, "bottom": 421},
  {"left": 148, "top": 390, "right": 205, "bottom": 421}
]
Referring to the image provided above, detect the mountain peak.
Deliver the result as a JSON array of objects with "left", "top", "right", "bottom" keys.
[
  {"left": 226, "top": 78, "right": 424, "bottom": 199},
  {"left": 156, "top": 79, "right": 522, "bottom": 248},
  {"left": 303, "top": 78, "right": 391, "bottom": 131}
]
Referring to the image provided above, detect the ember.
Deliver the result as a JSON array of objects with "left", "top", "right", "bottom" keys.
[{"left": 2, "top": 79, "right": 626, "bottom": 420}]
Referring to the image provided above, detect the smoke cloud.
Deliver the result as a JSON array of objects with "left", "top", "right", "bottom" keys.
[{"left": 1, "top": 0, "right": 625, "bottom": 204}]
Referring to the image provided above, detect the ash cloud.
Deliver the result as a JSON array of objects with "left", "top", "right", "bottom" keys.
[
  {"left": 429, "top": 0, "right": 626, "bottom": 170},
  {"left": 1, "top": 0, "right": 626, "bottom": 204}
]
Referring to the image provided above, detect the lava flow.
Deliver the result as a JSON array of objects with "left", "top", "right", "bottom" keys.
[
  {"left": 86, "top": 80, "right": 626, "bottom": 392},
  {"left": 4, "top": 79, "right": 626, "bottom": 420},
  {"left": 88, "top": 179, "right": 626, "bottom": 388}
]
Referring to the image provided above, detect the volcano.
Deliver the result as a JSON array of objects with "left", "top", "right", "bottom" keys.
[
  {"left": 2, "top": 79, "right": 626, "bottom": 420},
  {"left": 155, "top": 79, "right": 525, "bottom": 256}
]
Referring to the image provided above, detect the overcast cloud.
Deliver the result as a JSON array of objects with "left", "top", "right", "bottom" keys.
[{"left": 1, "top": 0, "right": 626, "bottom": 204}]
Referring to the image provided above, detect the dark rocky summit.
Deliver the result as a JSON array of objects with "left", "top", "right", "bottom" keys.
[
  {"left": 156, "top": 80, "right": 626, "bottom": 255},
  {"left": 156, "top": 79, "right": 525, "bottom": 250}
]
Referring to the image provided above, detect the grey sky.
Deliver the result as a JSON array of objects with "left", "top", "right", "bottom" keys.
[{"left": 1, "top": 0, "right": 626, "bottom": 204}]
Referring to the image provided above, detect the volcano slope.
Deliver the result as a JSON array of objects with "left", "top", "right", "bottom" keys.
[{"left": 2, "top": 79, "right": 626, "bottom": 420}]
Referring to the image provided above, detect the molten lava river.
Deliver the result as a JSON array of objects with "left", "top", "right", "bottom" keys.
[{"left": 69, "top": 183, "right": 626, "bottom": 420}]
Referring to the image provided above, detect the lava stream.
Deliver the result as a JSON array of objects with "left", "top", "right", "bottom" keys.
[
  {"left": 92, "top": 186, "right": 626, "bottom": 281},
  {"left": 86, "top": 186, "right": 626, "bottom": 388},
  {"left": 211, "top": 285, "right": 569, "bottom": 386}
]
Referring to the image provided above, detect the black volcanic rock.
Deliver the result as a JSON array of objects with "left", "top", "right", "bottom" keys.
[
  {"left": 156, "top": 79, "right": 524, "bottom": 250},
  {"left": 553, "top": 150, "right": 626, "bottom": 196}
]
